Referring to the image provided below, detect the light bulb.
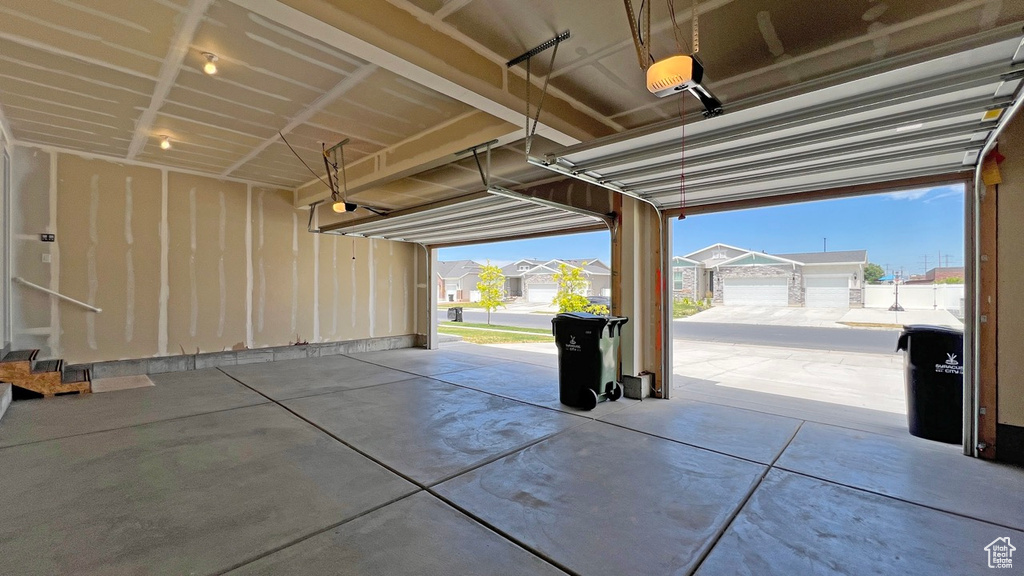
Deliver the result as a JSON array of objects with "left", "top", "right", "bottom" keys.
[
  {"left": 333, "top": 201, "right": 357, "bottom": 213},
  {"left": 202, "top": 52, "right": 218, "bottom": 75},
  {"left": 160, "top": 136, "right": 171, "bottom": 150}
]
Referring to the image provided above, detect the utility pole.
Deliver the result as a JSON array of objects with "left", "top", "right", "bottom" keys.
[{"left": 823, "top": 237, "right": 827, "bottom": 252}]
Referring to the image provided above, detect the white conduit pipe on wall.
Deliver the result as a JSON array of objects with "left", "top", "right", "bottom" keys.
[
  {"left": 967, "top": 85, "right": 1024, "bottom": 456},
  {"left": 13, "top": 277, "right": 101, "bottom": 313}
]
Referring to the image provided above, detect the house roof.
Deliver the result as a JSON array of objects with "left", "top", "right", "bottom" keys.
[
  {"left": 682, "top": 243, "right": 752, "bottom": 260},
  {"left": 675, "top": 246, "right": 867, "bottom": 267},
  {"left": 775, "top": 250, "right": 867, "bottom": 264},
  {"left": 672, "top": 256, "right": 700, "bottom": 266},
  {"left": 501, "top": 258, "right": 610, "bottom": 276},
  {"left": 715, "top": 252, "right": 803, "bottom": 267},
  {"left": 435, "top": 260, "right": 481, "bottom": 278}
]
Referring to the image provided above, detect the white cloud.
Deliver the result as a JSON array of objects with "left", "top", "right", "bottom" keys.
[
  {"left": 884, "top": 189, "right": 930, "bottom": 201},
  {"left": 884, "top": 184, "right": 963, "bottom": 201},
  {"left": 924, "top": 190, "right": 964, "bottom": 203}
]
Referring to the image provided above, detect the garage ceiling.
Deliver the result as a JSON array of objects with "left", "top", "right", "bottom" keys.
[
  {"left": 538, "top": 37, "right": 1024, "bottom": 210},
  {"left": 1, "top": 0, "right": 1023, "bottom": 234}
]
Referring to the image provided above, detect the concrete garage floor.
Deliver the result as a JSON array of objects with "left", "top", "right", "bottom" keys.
[{"left": 1, "top": 345, "right": 1023, "bottom": 575}]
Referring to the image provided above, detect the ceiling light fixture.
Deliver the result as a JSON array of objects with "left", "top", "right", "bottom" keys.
[
  {"left": 202, "top": 52, "right": 218, "bottom": 75},
  {"left": 160, "top": 136, "right": 171, "bottom": 150},
  {"left": 332, "top": 201, "right": 357, "bottom": 213}
]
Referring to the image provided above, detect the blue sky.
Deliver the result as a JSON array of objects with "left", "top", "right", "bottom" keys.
[{"left": 438, "top": 184, "right": 965, "bottom": 276}]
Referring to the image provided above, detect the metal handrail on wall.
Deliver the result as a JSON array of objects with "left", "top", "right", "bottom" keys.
[{"left": 12, "top": 277, "right": 102, "bottom": 313}]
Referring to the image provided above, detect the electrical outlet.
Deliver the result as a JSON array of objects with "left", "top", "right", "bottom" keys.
[{"left": 42, "top": 254, "right": 51, "bottom": 263}]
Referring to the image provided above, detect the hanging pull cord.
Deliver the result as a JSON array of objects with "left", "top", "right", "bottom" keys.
[
  {"left": 677, "top": 98, "right": 687, "bottom": 219},
  {"left": 322, "top": 143, "right": 338, "bottom": 203},
  {"left": 524, "top": 39, "right": 560, "bottom": 157},
  {"left": 666, "top": 0, "right": 689, "bottom": 54}
]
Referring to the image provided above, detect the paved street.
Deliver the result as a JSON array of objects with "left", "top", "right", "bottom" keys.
[
  {"left": 673, "top": 322, "right": 901, "bottom": 355},
  {"left": 444, "top": 309, "right": 900, "bottom": 354}
]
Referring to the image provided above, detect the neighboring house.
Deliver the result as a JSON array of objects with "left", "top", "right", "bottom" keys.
[
  {"left": 500, "top": 258, "right": 612, "bottom": 303},
  {"left": 905, "top": 267, "right": 965, "bottom": 284},
  {"left": 672, "top": 243, "right": 868, "bottom": 308},
  {"left": 437, "top": 258, "right": 612, "bottom": 303},
  {"left": 435, "top": 260, "right": 482, "bottom": 303}
]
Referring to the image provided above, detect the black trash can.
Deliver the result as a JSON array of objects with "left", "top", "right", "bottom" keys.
[
  {"left": 896, "top": 325, "right": 964, "bottom": 443},
  {"left": 551, "top": 312, "right": 629, "bottom": 410},
  {"left": 447, "top": 307, "right": 463, "bottom": 322}
]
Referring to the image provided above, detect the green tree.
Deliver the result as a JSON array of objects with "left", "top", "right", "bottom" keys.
[
  {"left": 553, "top": 262, "right": 591, "bottom": 313},
  {"left": 864, "top": 263, "right": 885, "bottom": 284},
  {"left": 937, "top": 276, "right": 964, "bottom": 284},
  {"left": 475, "top": 262, "right": 505, "bottom": 325}
]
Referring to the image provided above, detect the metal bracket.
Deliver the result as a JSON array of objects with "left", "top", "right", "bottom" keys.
[
  {"left": 507, "top": 31, "right": 571, "bottom": 156},
  {"left": 506, "top": 31, "right": 570, "bottom": 68}
]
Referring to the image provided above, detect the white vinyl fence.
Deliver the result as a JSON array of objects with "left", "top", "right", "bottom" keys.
[{"left": 863, "top": 284, "right": 964, "bottom": 315}]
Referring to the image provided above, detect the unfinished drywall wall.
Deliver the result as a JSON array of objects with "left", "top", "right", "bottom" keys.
[
  {"left": 997, "top": 116, "right": 1024, "bottom": 428},
  {"left": 57, "top": 155, "right": 162, "bottom": 363},
  {"left": 167, "top": 174, "right": 251, "bottom": 354},
  {"left": 252, "top": 187, "right": 316, "bottom": 348},
  {"left": 8, "top": 146, "right": 420, "bottom": 364}
]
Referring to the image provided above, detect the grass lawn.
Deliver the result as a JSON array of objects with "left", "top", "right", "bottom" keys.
[
  {"left": 438, "top": 321, "right": 553, "bottom": 344},
  {"left": 436, "top": 302, "right": 490, "bottom": 309},
  {"left": 673, "top": 299, "right": 710, "bottom": 319}
]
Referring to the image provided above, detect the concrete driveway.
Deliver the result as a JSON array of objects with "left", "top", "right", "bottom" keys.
[{"left": 481, "top": 339, "right": 907, "bottom": 436}]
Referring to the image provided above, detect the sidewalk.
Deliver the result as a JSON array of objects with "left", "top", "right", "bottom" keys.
[{"left": 678, "top": 305, "right": 963, "bottom": 330}]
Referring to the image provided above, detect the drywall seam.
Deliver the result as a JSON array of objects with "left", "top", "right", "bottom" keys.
[
  {"left": 0, "top": 101, "right": 13, "bottom": 146},
  {"left": 124, "top": 176, "right": 135, "bottom": 343},
  {"left": 413, "top": 244, "right": 419, "bottom": 334},
  {"left": 291, "top": 211, "right": 298, "bottom": 334},
  {"left": 331, "top": 237, "right": 338, "bottom": 339},
  {"left": 48, "top": 151, "right": 60, "bottom": 356},
  {"left": 86, "top": 172, "right": 98, "bottom": 350},
  {"left": 258, "top": 189, "right": 265, "bottom": 335},
  {"left": 189, "top": 187, "right": 197, "bottom": 337},
  {"left": 19, "top": 141, "right": 291, "bottom": 191},
  {"left": 232, "top": 0, "right": 588, "bottom": 144},
  {"left": 219, "top": 63, "right": 378, "bottom": 178},
  {"left": 245, "top": 184, "right": 253, "bottom": 348},
  {"left": 369, "top": 238, "right": 376, "bottom": 337},
  {"left": 312, "top": 207, "right": 320, "bottom": 342},
  {"left": 158, "top": 169, "right": 168, "bottom": 355},
  {"left": 217, "top": 189, "right": 226, "bottom": 338},
  {"left": 350, "top": 238, "right": 356, "bottom": 330},
  {"left": 388, "top": 242, "right": 393, "bottom": 334},
  {"left": 126, "top": 0, "right": 215, "bottom": 159}
]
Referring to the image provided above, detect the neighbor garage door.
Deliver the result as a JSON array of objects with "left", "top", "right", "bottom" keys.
[
  {"left": 805, "top": 276, "right": 850, "bottom": 308},
  {"left": 722, "top": 277, "right": 788, "bottom": 306},
  {"left": 528, "top": 284, "right": 557, "bottom": 303}
]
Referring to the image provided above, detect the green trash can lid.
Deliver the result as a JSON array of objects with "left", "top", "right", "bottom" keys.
[
  {"left": 553, "top": 312, "right": 606, "bottom": 322},
  {"left": 552, "top": 312, "right": 629, "bottom": 323}
]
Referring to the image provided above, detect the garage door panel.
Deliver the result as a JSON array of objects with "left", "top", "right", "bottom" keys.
[
  {"left": 723, "top": 277, "right": 788, "bottom": 306},
  {"left": 805, "top": 276, "right": 850, "bottom": 308},
  {"left": 528, "top": 284, "right": 557, "bottom": 303}
]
